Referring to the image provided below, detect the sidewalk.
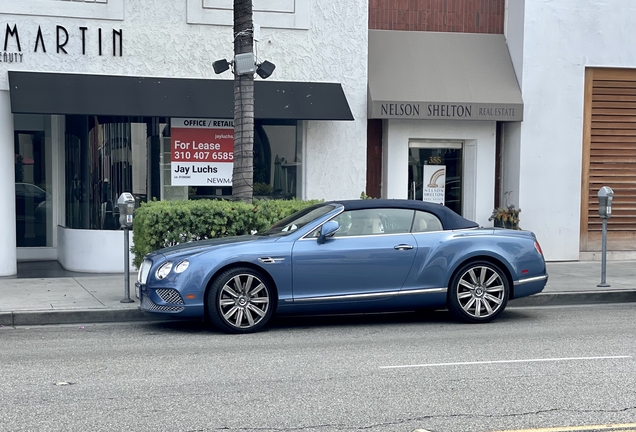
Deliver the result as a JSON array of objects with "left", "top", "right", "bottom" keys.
[{"left": 1, "top": 261, "right": 635, "bottom": 327}]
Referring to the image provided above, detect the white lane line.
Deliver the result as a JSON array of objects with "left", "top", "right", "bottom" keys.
[{"left": 380, "top": 355, "right": 632, "bottom": 369}]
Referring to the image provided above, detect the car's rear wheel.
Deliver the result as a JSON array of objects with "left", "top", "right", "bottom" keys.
[
  {"left": 207, "top": 267, "right": 274, "bottom": 334},
  {"left": 448, "top": 261, "right": 509, "bottom": 323}
]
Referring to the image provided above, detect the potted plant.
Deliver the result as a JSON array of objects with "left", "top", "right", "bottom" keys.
[{"left": 489, "top": 204, "right": 521, "bottom": 230}]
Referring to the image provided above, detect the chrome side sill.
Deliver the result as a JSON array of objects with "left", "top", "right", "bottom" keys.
[
  {"left": 513, "top": 274, "right": 549, "bottom": 286},
  {"left": 289, "top": 287, "right": 447, "bottom": 303}
]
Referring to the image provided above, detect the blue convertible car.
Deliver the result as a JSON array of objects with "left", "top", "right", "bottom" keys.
[{"left": 137, "top": 199, "right": 548, "bottom": 333}]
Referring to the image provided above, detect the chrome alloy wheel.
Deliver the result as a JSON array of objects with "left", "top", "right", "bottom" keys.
[
  {"left": 455, "top": 265, "right": 506, "bottom": 319},
  {"left": 218, "top": 273, "right": 270, "bottom": 329}
]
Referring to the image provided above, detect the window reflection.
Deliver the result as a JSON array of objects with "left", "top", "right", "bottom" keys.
[
  {"left": 408, "top": 144, "right": 463, "bottom": 215},
  {"left": 15, "top": 121, "right": 52, "bottom": 247},
  {"left": 64, "top": 116, "right": 304, "bottom": 230},
  {"left": 65, "top": 116, "right": 149, "bottom": 230}
]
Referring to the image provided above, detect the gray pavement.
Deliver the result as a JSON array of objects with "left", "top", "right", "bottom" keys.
[{"left": 0, "top": 260, "right": 634, "bottom": 327}]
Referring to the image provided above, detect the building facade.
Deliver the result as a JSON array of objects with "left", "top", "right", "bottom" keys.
[
  {"left": 367, "top": 0, "right": 636, "bottom": 262},
  {"left": 0, "top": 0, "right": 368, "bottom": 276},
  {"left": 366, "top": 0, "right": 518, "bottom": 236},
  {"left": 504, "top": 0, "right": 636, "bottom": 261}
]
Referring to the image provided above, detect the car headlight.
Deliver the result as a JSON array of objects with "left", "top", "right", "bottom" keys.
[
  {"left": 155, "top": 262, "right": 173, "bottom": 280},
  {"left": 138, "top": 259, "right": 152, "bottom": 284},
  {"left": 174, "top": 260, "right": 189, "bottom": 273}
]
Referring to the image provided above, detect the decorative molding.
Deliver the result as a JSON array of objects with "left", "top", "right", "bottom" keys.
[
  {"left": 187, "top": 0, "right": 309, "bottom": 29},
  {"left": 0, "top": 0, "right": 123, "bottom": 21}
]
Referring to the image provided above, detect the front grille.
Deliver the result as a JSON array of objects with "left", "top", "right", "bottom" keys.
[
  {"left": 141, "top": 296, "right": 185, "bottom": 313},
  {"left": 156, "top": 288, "right": 185, "bottom": 305}
]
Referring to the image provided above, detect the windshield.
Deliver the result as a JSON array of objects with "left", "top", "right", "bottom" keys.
[{"left": 262, "top": 204, "right": 337, "bottom": 236}]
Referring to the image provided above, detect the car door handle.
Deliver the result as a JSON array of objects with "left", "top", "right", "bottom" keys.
[{"left": 394, "top": 244, "right": 414, "bottom": 250}]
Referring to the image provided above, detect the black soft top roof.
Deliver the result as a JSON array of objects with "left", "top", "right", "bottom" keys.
[{"left": 325, "top": 199, "right": 479, "bottom": 230}]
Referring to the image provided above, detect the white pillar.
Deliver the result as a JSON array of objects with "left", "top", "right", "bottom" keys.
[{"left": 0, "top": 90, "right": 17, "bottom": 276}]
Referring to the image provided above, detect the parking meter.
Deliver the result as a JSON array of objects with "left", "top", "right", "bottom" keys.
[
  {"left": 597, "top": 186, "right": 614, "bottom": 288},
  {"left": 597, "top": 186, "right": 614, "bottom": 219},
  {"left": 117, "top": 192, "right": 135, "bottom": 228},
  {"left": 117, "top": 193, "right": 135, "bottom": 303}
]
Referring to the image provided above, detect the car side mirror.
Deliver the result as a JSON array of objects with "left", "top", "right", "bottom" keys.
[{"left": 317, "top": 221, "right": 340, "bottom": 244}]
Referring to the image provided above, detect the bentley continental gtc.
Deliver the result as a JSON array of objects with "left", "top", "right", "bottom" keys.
[{"left": 136, "top": 199, "right": 548, "bottom": 333}]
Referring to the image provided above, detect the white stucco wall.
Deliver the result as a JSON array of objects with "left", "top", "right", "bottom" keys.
[
  {"left": 512, "top": 0, "right": 636, "bottom": 260},
  {"left": 0, "top": 0, "right": 368, "bottom": 273},
  {"left": 504, "top": 0, "right": 525, "bottom": 88},
  {"left": 0, "top": 90, "right": 17, "bottom": 276},
  {"left": 0, "top": 0, "right": 367, "bottom": 201},
  {"left": 501, "top": 121, "right": 521, "bottom": 209},
  {"left": 383, "top": 119, "right": 496, "bottom": 227},
  {"left": 58, "top": 226, "right": 135, "bottom": 273}
]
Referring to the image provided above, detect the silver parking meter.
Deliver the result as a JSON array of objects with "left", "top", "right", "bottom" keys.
[
  {"left": 117, "top": 192, "right": 135, "bottom": 228},
  {"left": 597, "top": 186, "right": 614, "bottom": 219},
  {"left": 597, "top": 186, "right": 614, "bottom": 287},
  {"left": 117, "top": 193, "right": 135, "bottom": 303}
]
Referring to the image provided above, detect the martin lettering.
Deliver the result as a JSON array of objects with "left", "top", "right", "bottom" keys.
[{"left": 2, "top": 23, "right": 123, "bottom": 56}]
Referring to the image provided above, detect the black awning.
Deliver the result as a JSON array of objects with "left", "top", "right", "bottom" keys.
[{"left": 8, "top": 71, "right": 354, "bottom": 121}]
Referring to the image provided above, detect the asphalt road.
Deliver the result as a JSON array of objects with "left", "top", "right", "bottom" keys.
[{"left": 1, "top": 304, "right": 635, "bottom": 432}]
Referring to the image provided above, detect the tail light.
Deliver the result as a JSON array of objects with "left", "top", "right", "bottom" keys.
[{"left": 534, "top": 241, "right": 543, "bottom": 256}]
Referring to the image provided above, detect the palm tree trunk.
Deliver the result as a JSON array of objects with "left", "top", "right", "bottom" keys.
[{"left": 232, "top": 0, "right": 254, "bottom": 203}]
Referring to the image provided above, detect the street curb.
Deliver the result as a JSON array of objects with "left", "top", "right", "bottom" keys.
[
  {"left": 509, "top": 290, "right": 636, "bottom": 307},
  {"left": 0, "top": 311, "right": 13, "bottom": 326},
  {"left": 2, "top": 308, "right": 171, "bottom": 327},
  {"left": 2, "top": 291, "right": 635, "bottom": 327}
]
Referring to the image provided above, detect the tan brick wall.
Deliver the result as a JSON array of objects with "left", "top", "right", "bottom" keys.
[{"left": 369, "top": 0, "right": 505, "bottom": 33}]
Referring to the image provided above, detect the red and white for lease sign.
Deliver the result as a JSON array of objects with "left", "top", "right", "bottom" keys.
[{"left": 170, "top": 118, "right": 234, "bottom": 186}]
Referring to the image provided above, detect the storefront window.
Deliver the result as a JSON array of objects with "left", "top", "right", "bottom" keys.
[
  {"left": 182, "top": 121, "right": 303, "bottom": 201},
  {"left": 65, "top": 116, "right": 150, "bottom": 230},
  {"left": 65, "top": 117, "right": 304, "bottom": 230},
  {"left": 408, "top": 141, "right": 463, "bottom": 215},
  {"left": 258, "top": 123, "right": 302, "bottom": 199},
  {"left": 14, "top": 115, "right": 53, "bottom": 247}
]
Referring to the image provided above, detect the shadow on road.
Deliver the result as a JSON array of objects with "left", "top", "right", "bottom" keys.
[{"left": 138, "top": 307, "right": 534, "bottom": 335}]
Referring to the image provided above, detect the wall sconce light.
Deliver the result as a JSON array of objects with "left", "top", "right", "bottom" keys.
[
  {"left": 256, "top": 61, "right": 276, "bottom": 79},
  {"left": 212, "top": 59, "right": 231, "bottom": 74}
]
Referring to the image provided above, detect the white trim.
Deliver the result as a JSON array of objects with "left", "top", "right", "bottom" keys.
[
  {"left": 50, "top": 115, "right": 66, "bottom": 248},
  {"left": 463, "top": 140, "right": 477, "bottom": 221},
  {"left": 408, "top": 140, "right": 463, "bottom": 149},
  {"left": 513, "top": 274, "right": 548, "bottom": 285},
  {"left": 187, "top": 0, "right": 309, "bottom": 29},
  {"left": 299, "top": 120, "right": 308, "bottom": 201},
  {"left": 292, "top": 287, "right": 447, "bottom": 302},
  {"left": 0, "top": 0, "right": 124, "bottom": 20},
  {"left": 17, "top": 247, "right": 58, "bottom": 261}
]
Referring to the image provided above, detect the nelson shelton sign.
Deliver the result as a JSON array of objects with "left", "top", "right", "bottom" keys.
[{"left": 372, "top": 101, "right": 523, "bottom": 122}]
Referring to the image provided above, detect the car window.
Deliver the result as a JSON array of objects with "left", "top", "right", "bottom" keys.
[
  {"left": 328, "top": 208, "right": 415, "bottom": 237},
  {"left": 262, "top": 204, "right": 337, "bottom": 237},
  {"left": 25, "top": 184, "right": 46, "bottom": 199},
  {"left": 412, "top": 210, "right": 444, "bottom": 233}
]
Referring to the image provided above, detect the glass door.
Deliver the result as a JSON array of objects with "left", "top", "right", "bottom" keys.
[
  {"left": 408, "top": 141, "right": 463, "bottom": 215},
  {"left": 15, "top": 129, "right": 53, "bottom": 247}
]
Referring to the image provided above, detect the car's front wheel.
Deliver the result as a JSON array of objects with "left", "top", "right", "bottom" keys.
[
  {"left": 207, "top": 267, "right": 274, "bottom": 334},
  {"left": 448, "top": 261, "right": 509, "bottom": 323}
]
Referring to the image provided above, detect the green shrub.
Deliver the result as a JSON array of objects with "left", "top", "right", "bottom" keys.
[{"left": 131, "top": 198, "right": 321, "bottom": 267}]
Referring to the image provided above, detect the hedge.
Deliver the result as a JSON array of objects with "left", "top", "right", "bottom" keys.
[{"left": 131, "top": 198, "right": 321, "bottom": 267}]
